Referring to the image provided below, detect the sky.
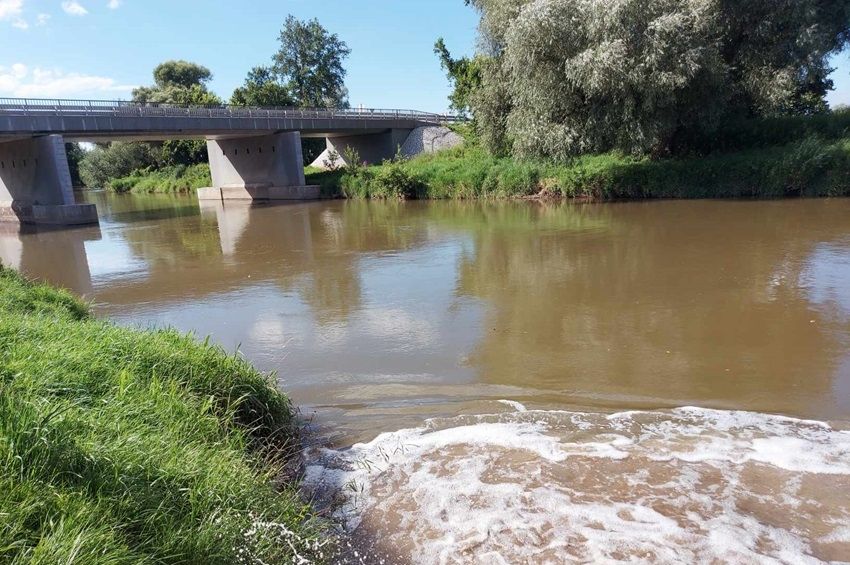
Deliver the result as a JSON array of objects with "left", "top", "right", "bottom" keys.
[{"left": 0, "top": 0, "right": 848, "bottom": 113}]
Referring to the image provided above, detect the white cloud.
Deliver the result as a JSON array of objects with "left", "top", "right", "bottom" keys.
[
  {"left": 0, "top": 0, "right": 23, "bottom": 20},
  {"left": 36, "top": 13, "right": 50, "bottom": 25},
  {"left": 0, "top": 0, "right": 27, "bottom": 28},
  {"left": 0, "top": 64, "right": 135, "bottom": 98},
  {"left": 107, "top": 0, "right": 120, "bottom": 8},
  {"left": 61, "top": 0, "right": 87, "bottom": 16}
]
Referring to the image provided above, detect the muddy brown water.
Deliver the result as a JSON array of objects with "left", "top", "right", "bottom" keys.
[{"left": 3, "top": 193, "right": 849, "bottom": 562}]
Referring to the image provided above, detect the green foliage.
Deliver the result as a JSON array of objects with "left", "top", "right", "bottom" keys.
[
  {"left": 273, "top": 15, "right": 351, "bottom": 108},
  {"left": 341, "top": 161, "right": 423, "bottom": 200},
  {"left": 108, "top": 163, "right": 212, "bottom": 194},
  {"left": 301, "top": 138, "right": 326, "bottom": 167},
  {"left": 304, "top": 166, "right": 345, "bottom": 198},
  {"left": 678, "top": 107, "right": 850, "bottom": 155},
  {"left": 434, "top": 38, "right": 482, "bottom": 116},
  {"left": 467, "top": 0, "right": 850, "bottom": 159},
  {"left": 230, "top": 66, "right": 295, "bottom": 107},
  {"left": 78, "top": 143, "right": 158, "bottom": 189},
  {"left": 0, "top": 266, "right": 328, "bottom": 563},
  {"left": 318, "top": 131, "right": 850, "bottom": 201},
  {"left": 64, "top": 143, "right": 86, "bottom": 188},
  {"left": 154, "top": 60, "right": 213, "bottom": 89},
  {"left": 157, "top": 139, "right": 207, "bottom": 167},
  {"left": 341, "top": 146, "right": 363, "bottom": 175},
  {"left": 133, "top": 60, "right": 217, "bottom": 104}
]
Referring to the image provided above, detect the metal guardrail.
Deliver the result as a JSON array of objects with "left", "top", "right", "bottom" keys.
[{"left": 0, "top": 97, "right": 464, "bottom": 123}]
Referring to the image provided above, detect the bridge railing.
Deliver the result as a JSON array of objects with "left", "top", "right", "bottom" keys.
[{"left": 0, "top": 97, "right": 465, "bottom": 123}]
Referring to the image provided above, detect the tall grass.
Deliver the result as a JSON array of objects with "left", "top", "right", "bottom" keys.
[
  {"left": 109, "top": 163, "right": 212, "bottom": 194},
  {"left": 0, "top": 266, "right": 328, "bottom": 564}
]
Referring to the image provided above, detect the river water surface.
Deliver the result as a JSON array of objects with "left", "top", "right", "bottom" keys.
[{"left": 3, "top": 194, "right": 850, "bottom": 563}]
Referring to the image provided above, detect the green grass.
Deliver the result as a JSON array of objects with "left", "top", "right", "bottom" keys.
[
  {"left": 304, "top": 166, "right": 345, "bottom": 198},
  {"left": 0, "top": 265, "right": 329, "bottom": 564},
  {"left": 109, "top": 163, "right": 212, "bottom": 194},
  {"left": 315, "top": 134, "right": 850, "bottom": 201}
]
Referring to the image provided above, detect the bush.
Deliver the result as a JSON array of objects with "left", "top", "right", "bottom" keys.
[
  {"left": 369, "top": 164, "right": 423, "bottom": 199},
  {"left": 79, "top": 143, "right": 159, "bottom": 188},
  {"left": 107, "top": 163, "right": 212, "bottom": 194}
]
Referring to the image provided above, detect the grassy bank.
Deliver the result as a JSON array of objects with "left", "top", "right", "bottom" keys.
[
  {"left": 307, "top": 134, "right": 850, "bottom": 201},
  {"left": 0, "top": 266, "right": 327, "bottom": 563},
  {"left": 109, "top": 163, "right": 212, "bottom": 194}
]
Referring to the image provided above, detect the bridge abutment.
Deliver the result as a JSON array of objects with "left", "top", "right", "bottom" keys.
[
  {"left": 198, "top": 132, "right": 320, "bottom": 202},
  {"left": 0, "top": 135, "right": 98, "bottom": 225},
  {"left": 325, "top": 129, "right": 412, "bottom": 165}
]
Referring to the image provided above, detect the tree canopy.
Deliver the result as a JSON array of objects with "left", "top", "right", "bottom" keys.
[
  {"left": 464, "top": 0, "right": 850, "bottom": 160},
  {"left": 272, "top": 15, "right": 351, "bottom": 108},
  {"left": 434, "top": 38, "right": 482, "bottom": 116},
  {"left": 230, "top": 66, "right": 295, "bottom": 107},
  {"left": 132, "top": 60, "right": 220, "bottom": 106}
]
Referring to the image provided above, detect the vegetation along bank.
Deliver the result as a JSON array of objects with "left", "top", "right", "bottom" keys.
[
  {"left": 307, "top": 113, "right": 850, "bottom": 200},
  {"left": 0, "top": 265, "right": 329, "bottom": 563}
]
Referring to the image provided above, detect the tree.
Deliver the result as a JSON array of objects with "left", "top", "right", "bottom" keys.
[
  {"left": 230, "top": 66, "right": 295, "bottom": 107},
  {"left": 467, "top": 0, "right": 850, "bottom": 160},
  {"left": 273, "top": 15, "right": 351, "bottom": 108},
  {"left": 132, "top": 60, "right": 219, "bottom": 106},
  {"left": 132, "top": 60, "right": 223, "bottom": 166},
  {"left": 153, "top": 60, "right": 212, "bottom": 89},
  {"left": 65, "top": 143, "right": 86, "bottom": 187},
  {"left": 434, "top": 38, "right": 482, "bottom": 116},
  {"left": 78, "top": 143, "right": 158, "bottom": 188}
]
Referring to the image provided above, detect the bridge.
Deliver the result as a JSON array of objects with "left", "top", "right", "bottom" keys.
[{"left": 0, "top": 98, "right": 458, "bottom": 225}]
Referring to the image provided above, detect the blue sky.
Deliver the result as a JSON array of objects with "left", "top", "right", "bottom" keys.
[{"left": 1, "top": 0, "right": 848, "bottom": 112}]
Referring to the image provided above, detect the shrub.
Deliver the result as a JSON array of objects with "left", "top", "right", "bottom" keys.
[{"left": 107, "top": 163, "right": 212, "bottom": 194}]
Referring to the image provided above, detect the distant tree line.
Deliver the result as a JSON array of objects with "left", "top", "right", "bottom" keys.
[{"left": 437, "top": 0, "right": 850, "bottom": 161}]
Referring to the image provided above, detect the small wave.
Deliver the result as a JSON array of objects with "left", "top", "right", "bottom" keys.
[
  {"left": 304, "top": 407, "right": 850, "bottom": 563},
  {"left": 496, "top": 399, "right": 528, "bottom": 412}
]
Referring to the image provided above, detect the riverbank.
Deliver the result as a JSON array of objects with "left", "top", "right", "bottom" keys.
[
  {"left": 109, "top": 163, "right": 212, "bottom": 194},
  {"left": 308, "top": 134, "right": 850, "bottom": 200},
  {"left": 0, "top": 266, "right": 327, "bottom": 563}
]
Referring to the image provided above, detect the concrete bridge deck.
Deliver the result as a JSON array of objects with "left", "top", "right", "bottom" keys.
[
  {"left": 0, "top": 98, "right": 460, "bottom": 225},
  {"left": 0, "top": 98, "right": 456, "bottom": 141}
]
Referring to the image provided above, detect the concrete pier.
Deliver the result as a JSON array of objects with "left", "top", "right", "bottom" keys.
[
  {"left": 199, "top": 132, "right": 320, "bottom": 201},
  {"left": 0, "top": 136, "right": 98, "bottom": 225}
]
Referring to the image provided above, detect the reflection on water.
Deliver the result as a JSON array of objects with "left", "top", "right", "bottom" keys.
[{"left": 2, "top": 193, "right": 850, "bottom": 443}]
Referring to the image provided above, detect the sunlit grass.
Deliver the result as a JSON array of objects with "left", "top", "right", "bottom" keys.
[{"left": 0, "top": 265, "right": 328, "bottom": 563}]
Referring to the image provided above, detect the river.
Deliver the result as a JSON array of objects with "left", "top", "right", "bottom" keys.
[{"left": 2, "top": 193, "right": 849, "bottom": 563}]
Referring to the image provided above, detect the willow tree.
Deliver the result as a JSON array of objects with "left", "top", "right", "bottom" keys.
[{"left": 467, "top": 0, "right": 850, "bottom": 159}]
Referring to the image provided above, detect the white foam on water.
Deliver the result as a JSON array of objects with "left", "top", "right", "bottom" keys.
[
  {"left": 496, "top": 399, "right": 528, "bottom": 412},
  {"left": 304, "top": 407, "right": 850, "bottom": 563}
]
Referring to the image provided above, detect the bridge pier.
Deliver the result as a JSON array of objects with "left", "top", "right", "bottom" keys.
[
  {"left": 0, "top": 135, "right": 98, "bottom": 225},
  {"left": 198, "top": 132, "right": 320, "bottom": 202}
]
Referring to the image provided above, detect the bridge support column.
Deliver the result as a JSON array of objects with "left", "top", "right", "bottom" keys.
[
  {"left": 325, "top": 129, "right": 412, "bottom": 165},
  {"left": 0, "top": 136, "right": 98, "bottom": 225},
  {"left": 198, "top": 132, "right": 319, "bottom": 202}
]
